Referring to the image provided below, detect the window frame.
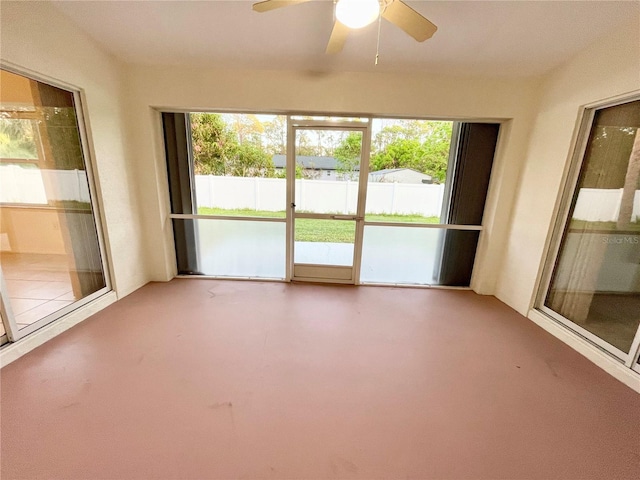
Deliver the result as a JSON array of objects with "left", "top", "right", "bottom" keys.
[
  {"left": 534, "top": 92, "right": 640, "bottom": 366},
  {"left": 0, "top": 64, "right": 113, "bottom": 344},
  {"left": 162, "top": 109, "right": 499, "bottom": 286}
]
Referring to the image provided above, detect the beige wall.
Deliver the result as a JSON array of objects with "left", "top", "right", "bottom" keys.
[
  {"left": 0, "top": 69, "right": 34, "bottom": 105},
  {"left": 0, "top": 209, "right": 66, "bottom": 255},
  {"left": 0, "top": 1, "right": 544, "bottom": 301},
  {"left": 3, "top": 1, "right": 636, "bottom": 319},
  {"left": 0, "top": 1, "right": 149, "bottom": 297},
  {"left": 125, "top": 65, "right": 541, "bottom": 290},
  {"left": 495, "top": 18, "right": 640, "bottom": 314}
]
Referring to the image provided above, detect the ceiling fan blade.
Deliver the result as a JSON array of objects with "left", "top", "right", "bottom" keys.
[
  {"left": 326, "top": 21, "right": 350, "bottom": 54},
  {"left": 381, "top": 0, "right": 437, "bottom": 42},
  {"left": 252, "top": 0, "right": 312, "bottom": 13}
]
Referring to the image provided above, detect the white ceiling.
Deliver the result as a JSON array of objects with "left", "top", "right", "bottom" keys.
[{"left": 51, "top": 0, "right": 639, "bottom": 77}]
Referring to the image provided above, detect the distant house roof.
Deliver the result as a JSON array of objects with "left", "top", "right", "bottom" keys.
[{"left": 272, "top": 155, "right": 360, "bottom": 171}]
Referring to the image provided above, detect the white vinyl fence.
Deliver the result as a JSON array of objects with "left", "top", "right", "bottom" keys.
[
  {"left": 195, "top": 177, "right": 640, "bottom": 220},
  {"left": 0, "top": 165, "right": 90, "bottom": 204},
  {"left": 574, "top": 188, "right": 640, "bottom": 222},
  {"left": 1, "top": 165, "right": 639, "bottom": 222},
  {"left": 195, "top": 175, "right": 447, "bottom": 216}
]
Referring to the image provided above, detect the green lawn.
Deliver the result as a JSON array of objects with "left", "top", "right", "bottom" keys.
[
  {"left": 198, "top": 207, "right": 440, "bottom": 243},
  {"left": 294, "top": 218, "right": 355, "bottom": 242},
  {"left": 569, "top": 219, "right": 640, "bottom": 232},
  {"left": 365, "top": 213, "right": 439, "bottom": 223},
  {"left": 199, "top": 207, "right": 286, "bottom": 218}
]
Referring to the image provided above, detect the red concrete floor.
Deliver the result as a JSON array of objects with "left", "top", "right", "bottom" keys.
[{"left": 1, "top": 279, "right": 639, "bottom": 479}]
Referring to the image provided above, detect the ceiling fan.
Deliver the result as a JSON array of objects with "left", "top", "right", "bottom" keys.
[{"left": 252, "top": 0, "right": 437, "bottom": 54}]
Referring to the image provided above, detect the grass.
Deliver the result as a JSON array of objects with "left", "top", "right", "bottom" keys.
[
  {"left": 294, "top": 218, "right": 355, "bottom": 242},
  {"left": 199, "top": 207, "right": 286, "bottom": 218},
  {"left": 365, "top": 213, "right": 439, "bottom": 224},
  {"left": 198, "top": 207, "right": 440, "bottom": 243},
  {"left": 51, "top": 200, "right": 92, "bottom": 211},
  {"left": 569, "top": 219, "right": 640, "bottom": 232}
]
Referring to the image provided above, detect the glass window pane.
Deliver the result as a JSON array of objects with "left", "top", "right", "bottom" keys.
[
  {"left": 0, "top": 119, "right": 38, "bottom": 159},
  {"left": 0, "top": 69, "right": 106, "bottom": 331},
  {"left": 294, "top": 129, "right": 362, "bottom": 215},
  {"left": 294, "top": 219, "right": 355, "bottom": 266},
  {"left": 173, "top": 219, "right": 286, "bottom": 278},
  {"left": 190, "top": 113, "right": 287, "bottom": 218},
  {"left": 360, "top": 226, "right": 479, "bottom": 286},
  {"left": 545, "top": 100, "right": 640, "bottom": 354},
  {"left": 365, "top": 119, "right": 453, "bottom": 224}
]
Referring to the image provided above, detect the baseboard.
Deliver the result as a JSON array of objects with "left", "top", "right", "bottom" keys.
[
  {"left": 528, "top": 309, "right": 640, "bottom": 393},
  {"left": 0, "top": 291, "right": 117, "bottom": 368}
]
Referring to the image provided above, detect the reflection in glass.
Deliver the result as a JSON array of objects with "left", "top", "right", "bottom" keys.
[
  {"left": 294, "top": 219, "right": 355, "bottom": 266},
  {"left": 0, "top": 69, "right": 106, "bottom": 330},
  {"left": 365, "top": 119, "right": 453, "bottom": 224},
  {"left": 545, "top": 100, "right": 640, "bottom": 354},
  {"left": 173, "top": 219, "right": 286, "bottom": 278},
  {"left": 190, "top": 113, "right": 287, "bottom": 218},
  {"left": 0, "top": 119, "right": 38, "bottom": 159}
]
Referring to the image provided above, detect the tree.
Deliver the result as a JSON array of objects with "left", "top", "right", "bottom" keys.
[
  {"left": 617, "top": 128, "right": 640, "bottom": 229},
  {"left": 334, "top": 132, "right": 362, "bottom": 180},
  {"left": 296, "top": 130, "right": 318, "bottom": 156},
  {"left": 370, "top": 121, "right": 452, "bottom": 183},
  {"left": 415, "top": 123, "right": 451, "bottom": 183},
  {"left": 263, "top": 116, "right": 287, "bottom": 155},
  {"left": 190, "top": 113, "right": 275, "bottom": 177},
  {"left": 373, "top": 123, "right": 415, "bottom": 151},
  {"left": 228, "top": 114, "right": 264, "bottom": 146},
  {"left": 234, "top": 143, "right": 275, "bottom": 177},
  {"left": 370, "top": 138, "right": 423, "bottom": 172},
  {"left": 190, "top": 113, "right": 237, "bottom": 175},
  {"left": 0, "top": 119, "right": 37, "bottom": 159},
  {"left": 273, "top": 162, "right": 307, "bottom": 179}
]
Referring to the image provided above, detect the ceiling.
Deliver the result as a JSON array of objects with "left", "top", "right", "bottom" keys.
[{"left": 51, "top": 0, "right": 639, "bottom": 77}]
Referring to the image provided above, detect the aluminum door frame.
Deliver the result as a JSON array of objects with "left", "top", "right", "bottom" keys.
[
  {"left": 0, "top": 65, "right": 113, "bottom": 344},
  {"left": 286, "top": 117, "right": 372, "bottom": 284}
]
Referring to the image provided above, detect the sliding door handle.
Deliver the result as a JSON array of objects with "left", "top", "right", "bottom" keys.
[{"left": 332, "top": 215, "right": 357, "bottom": 220}]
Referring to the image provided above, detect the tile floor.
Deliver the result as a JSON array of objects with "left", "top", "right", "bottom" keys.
[{"left": 1, "top": 252, "right": 75, "bottom": 329}]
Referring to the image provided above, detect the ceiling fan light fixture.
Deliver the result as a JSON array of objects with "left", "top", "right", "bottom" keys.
[{"left": 335, "top": 0, "right": 380, "bottom": 29}]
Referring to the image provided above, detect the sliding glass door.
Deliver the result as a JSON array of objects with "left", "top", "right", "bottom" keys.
[
  {"left": 539, "top": 97, "right": 640, "bottom": 368},
  {"left": 0, "top": 68, "right": 109, "bottom": 344}
]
